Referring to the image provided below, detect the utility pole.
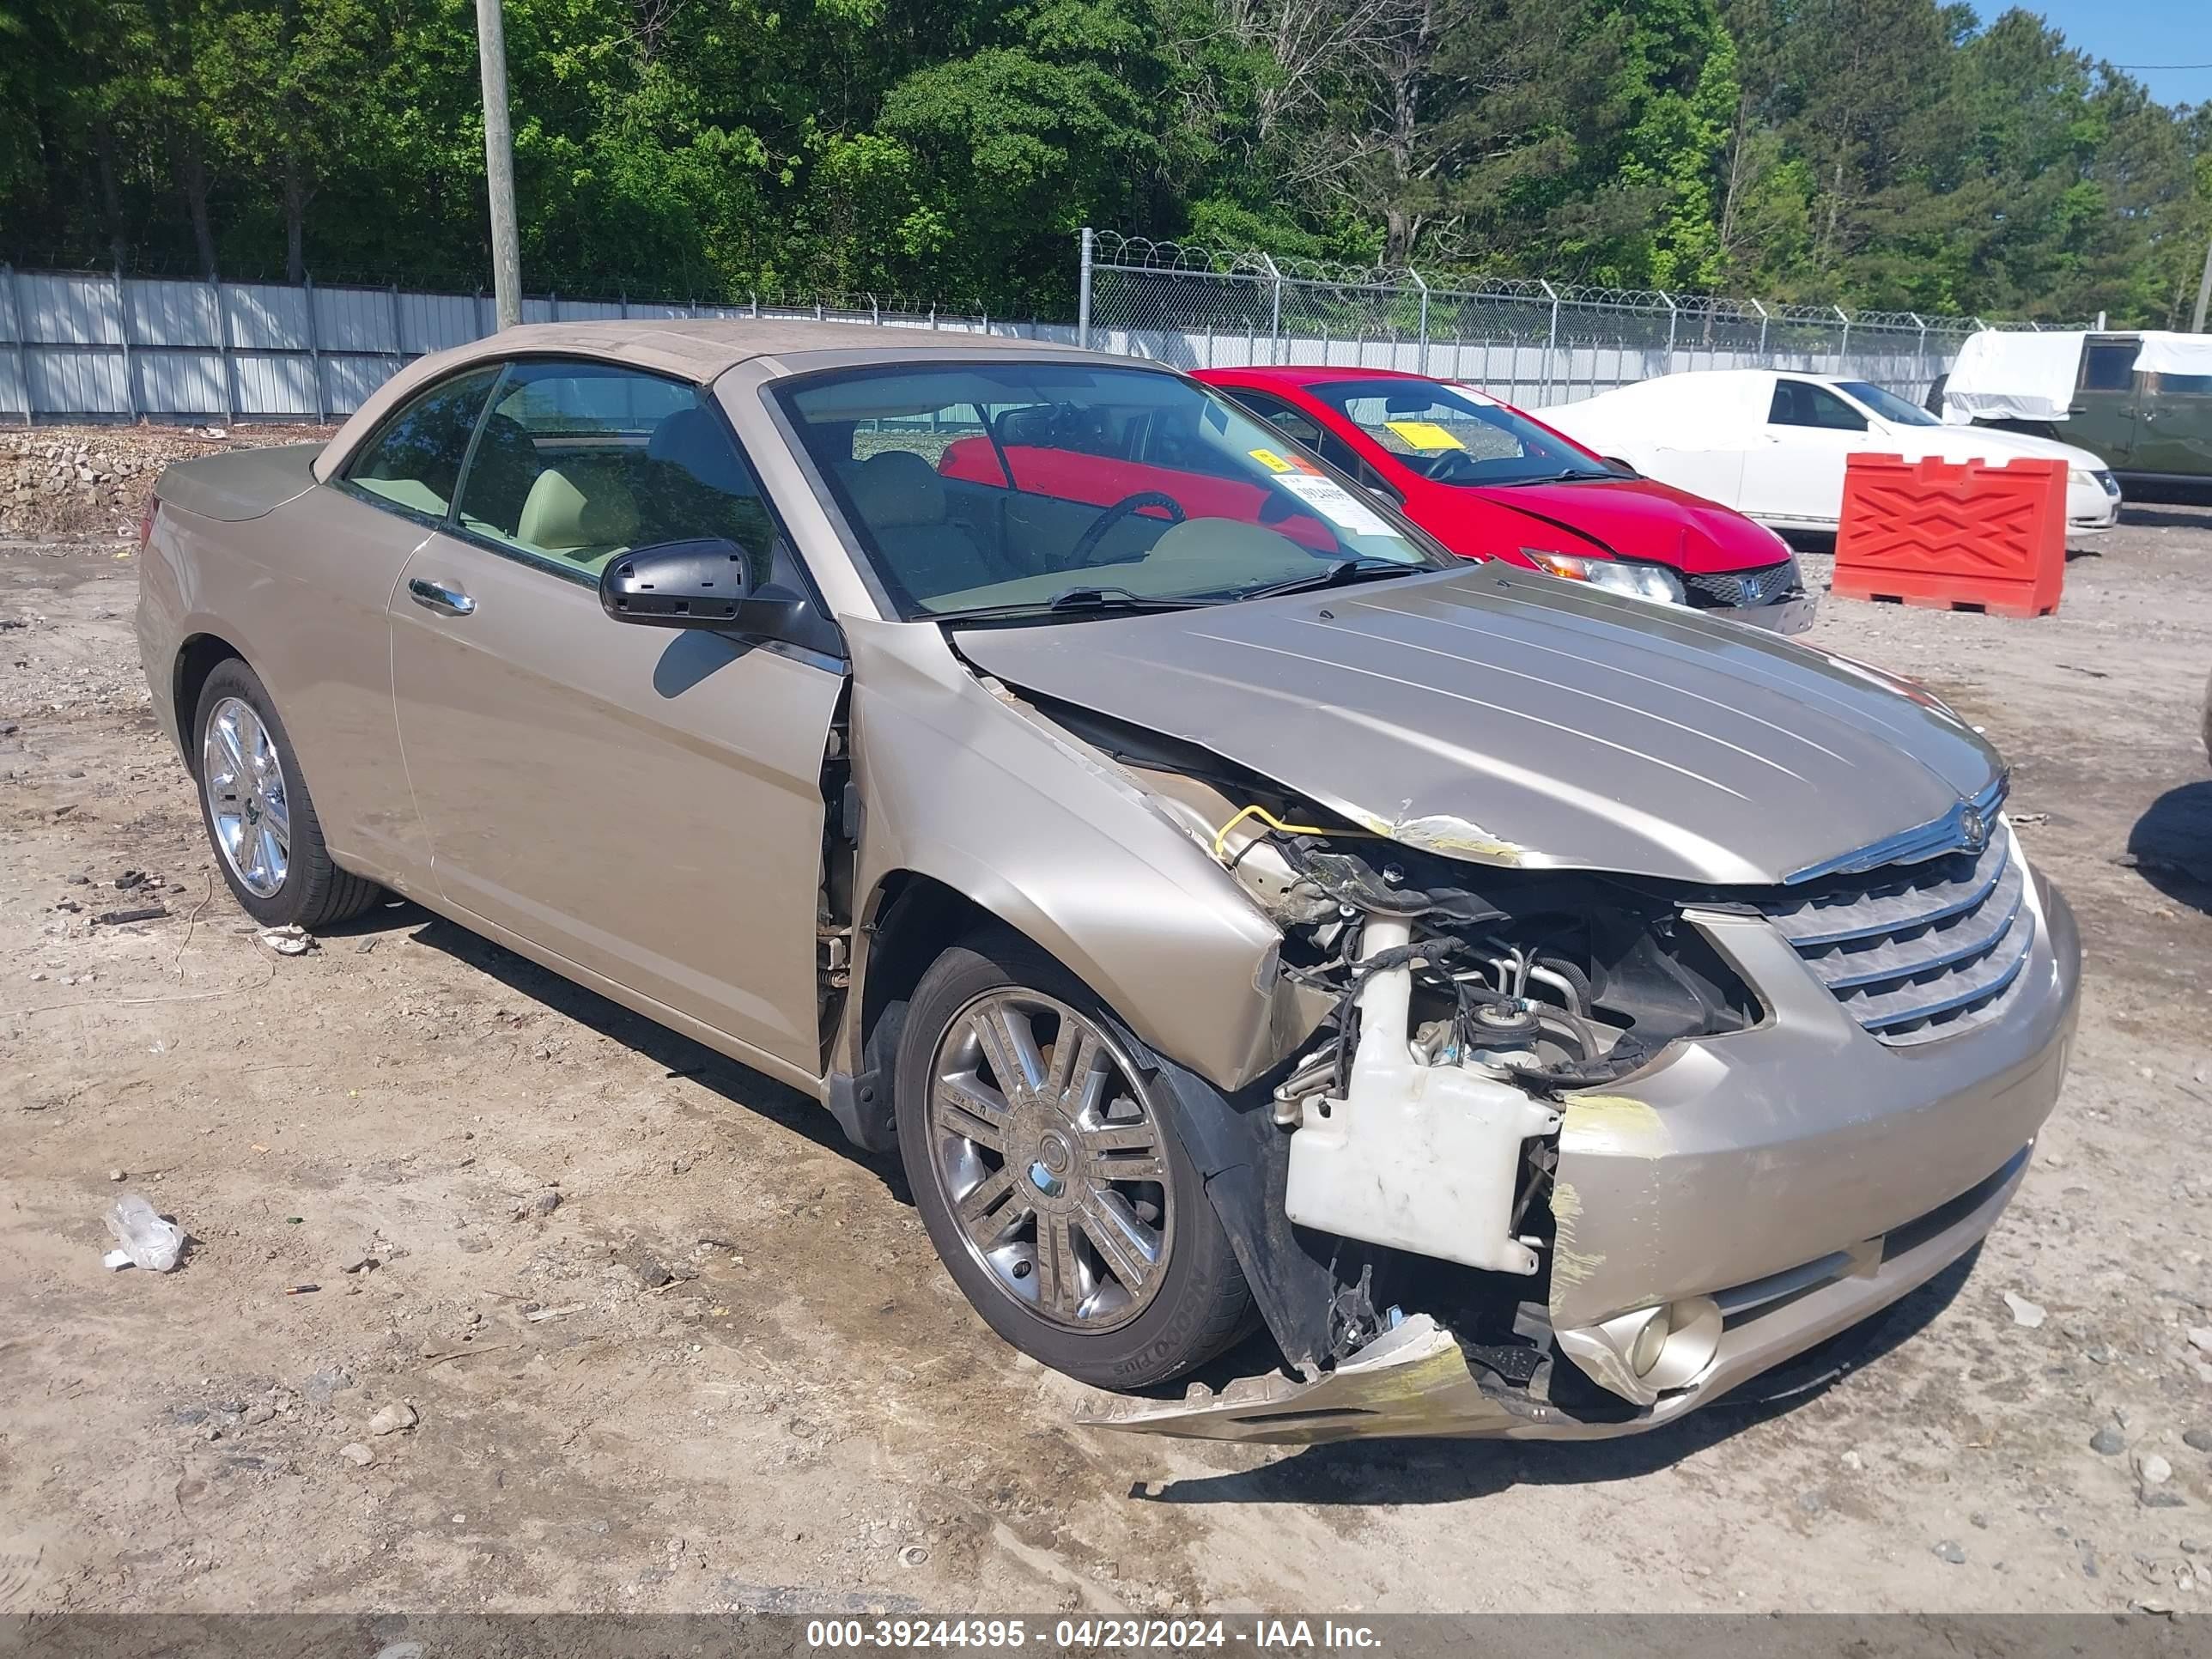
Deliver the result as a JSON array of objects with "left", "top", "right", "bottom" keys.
[
  {"left": 476, "top": 0, "right": 521, "bottom": 331},
  {"left": 2192, "top": 225, "right": 2212, "bottom": 336}
]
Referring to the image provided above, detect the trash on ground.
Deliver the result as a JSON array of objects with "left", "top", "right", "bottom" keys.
[
  {"left": 257, "top": 924, "right": 317, "bottom": 956},
  {"left": 2002, "top": 1291, "right": 2046, "bottom": 1328},
  {"left": 283, "top": 1282, "right": 320, "bottom": 1295},
  {"left": 103, "top": 1194, "right": 184, "bottom": 1272}
]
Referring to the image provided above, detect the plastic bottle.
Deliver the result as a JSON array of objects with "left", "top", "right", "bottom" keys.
[{"left": 104, "top": 1194, "right": 185, "bottom": 1272}]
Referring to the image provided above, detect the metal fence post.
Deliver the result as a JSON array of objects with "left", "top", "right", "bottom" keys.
[
  {"left": 1408, "top": 267, "right": 1430, "bottom": 375},
  {"left": 1261, "top": 254, "right": 1284, "bottom": 364},
  {"left": 302, "top": 272, "right": 325, "bottom": 423},
  {"left": 1540, "top": 280, "right": 1559, "bottom": 404},
  {"left": 1661, "top": 289, "right": 1678, "bottom": 371},
  {"left": 1909, "top": 313, "right": 1926, "bottom": 397},
  {"left": 4, "top": 264, "right": 31, "bottom": 426},
  {"left": 1077, "top": 226, "right": 1094, "bottom": 349},
  {"left": 113, "top": 264, "right": 137, "bottom": 420},
  {"left": 1834, "top": 305, "right": 1850, "bottom": 368},
  {"left": 390, "top": 283, "right": 407, "bottom": 379},
  {"left": 871, "top": 295, "right": 880, "bottom": 326},
  {"left": 210, "top": 274, "right": 237, "bottom": 424},
  {"left": 1752, "top": 298, "right": 1769, "bottom": 356}
]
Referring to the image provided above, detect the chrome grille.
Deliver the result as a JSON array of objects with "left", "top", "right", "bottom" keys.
[
  {"left": 1682, "top": 559, "right": 1803, "bottom": 611},
  {"left": 1754, "top": 828, "right": 2034, "bottom": 1047}
]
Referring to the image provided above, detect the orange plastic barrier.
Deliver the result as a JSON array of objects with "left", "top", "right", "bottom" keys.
[{"left": 1831, "top": 453, "right": 2066, "bottom": 619}]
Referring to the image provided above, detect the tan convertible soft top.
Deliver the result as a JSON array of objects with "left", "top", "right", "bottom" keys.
[{"left": 313, "top": 317, "right": 1108, "bottom": 483}]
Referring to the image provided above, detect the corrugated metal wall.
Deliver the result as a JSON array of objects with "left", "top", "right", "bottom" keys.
[{"left": 0, "top": 267, "right": 1074, "bottom": 424}]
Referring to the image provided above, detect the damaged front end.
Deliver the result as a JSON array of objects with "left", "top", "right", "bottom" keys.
[
  {"left": 1038, "top": 699, "right": 1776, "bottom": 1437},
  {"left": 1074, "top": 751, "right": 2074, "bottom": 1442}
]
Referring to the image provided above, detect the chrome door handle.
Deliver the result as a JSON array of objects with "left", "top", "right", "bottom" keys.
[{"left": 408, "top": 578, "right": 476, "bottom": 617}]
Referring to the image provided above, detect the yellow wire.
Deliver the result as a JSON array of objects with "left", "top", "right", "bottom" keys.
[{"left": 1210, "top": 803, "right": 1381, "bottom": 860}]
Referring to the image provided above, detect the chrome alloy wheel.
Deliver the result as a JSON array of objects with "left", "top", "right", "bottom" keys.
[
  {"left": 201, "top": 696, "right": 290, "bottom": 898},
  {"left": 927, "top": 989, "right": 1175, "bottom": 1332}
]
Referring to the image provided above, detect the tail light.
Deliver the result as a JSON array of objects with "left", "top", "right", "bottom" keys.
[{"left": 137, "top": 494, "right": 159, "bottom": 552}]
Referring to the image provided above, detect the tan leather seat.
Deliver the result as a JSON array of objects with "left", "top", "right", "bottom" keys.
[
  {"left": 516, "top": 465, "right": 640, "bottom": 571},
  {"left": 845, "top": 451, "right": 998, "bottom": 598}
]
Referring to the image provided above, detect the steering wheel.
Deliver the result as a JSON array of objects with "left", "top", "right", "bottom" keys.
[
  {"left": 1071, "top": 491, "right": 1186, "bottom": 566},
  {"left": 1421, "top": 448, "right": 1485, "bottom": 483}
]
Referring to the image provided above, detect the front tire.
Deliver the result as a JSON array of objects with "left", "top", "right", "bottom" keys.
[
  {"left": 191, "top": 659, "right": 380, "bottom": 929},
  {"left": 895, "top": 933, "right": 1253, "bottom": 1389}
]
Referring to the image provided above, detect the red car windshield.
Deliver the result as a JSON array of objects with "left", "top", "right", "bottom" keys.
[
  {"left": 1310, "top": 380, "right": 1618, "bottom": 487},
  {"left": 777, "top": 363, "right": 1437, "bottom": 618}
]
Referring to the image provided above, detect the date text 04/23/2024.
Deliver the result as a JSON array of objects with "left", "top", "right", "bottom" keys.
[{"left": 803, "top": 1619, "right": 1383, "bottom": 1650}]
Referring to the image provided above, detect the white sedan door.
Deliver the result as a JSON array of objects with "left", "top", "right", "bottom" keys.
[{"left": 1737, "top": 376, "right": 1871, "bottom": 525}]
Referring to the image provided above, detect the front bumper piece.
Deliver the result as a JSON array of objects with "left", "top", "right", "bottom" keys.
[
  {"left": 1077, "top": 1144, "right": 2030, "bottom": 1443},
  {"left": 1078, "top": 863, "right": 2079, "bottom": 1445}
]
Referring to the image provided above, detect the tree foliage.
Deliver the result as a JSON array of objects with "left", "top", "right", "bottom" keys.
[{"left": 3, "top": 0, "right": 2206, "bottom": 322}]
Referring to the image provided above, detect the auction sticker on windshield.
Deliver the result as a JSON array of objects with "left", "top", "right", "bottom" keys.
[
  {"left": 1272, "top": 472, "right": 1395, "bottom": 536},
  {"left": 1383, "top": 420, "right": 1466, "bottom": 452}
]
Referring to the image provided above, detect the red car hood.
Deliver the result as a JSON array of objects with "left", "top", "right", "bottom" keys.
[{"left": 1472, "top": 477, "right": 1781, "bottom": 575}]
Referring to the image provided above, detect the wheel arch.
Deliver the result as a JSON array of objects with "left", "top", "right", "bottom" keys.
[
  {"left": 827, "top": 868, "right": 1042, "bottom": 1154},
  {"left": 173, "top": 632, "right": 248, "bottom": 759}
]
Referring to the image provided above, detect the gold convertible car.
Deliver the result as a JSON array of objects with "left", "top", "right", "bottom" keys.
[{"left": 137, "top": 321, "right": 2080, "bottom": 1441}]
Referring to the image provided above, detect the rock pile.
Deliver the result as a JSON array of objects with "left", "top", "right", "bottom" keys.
[{"left": 2, "top": 422, "right": 334, "bottom": 540}]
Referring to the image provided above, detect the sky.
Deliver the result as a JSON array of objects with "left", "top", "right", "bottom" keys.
[{"left": 2021, "top": 0, "right": 2212, "bottom": 107}]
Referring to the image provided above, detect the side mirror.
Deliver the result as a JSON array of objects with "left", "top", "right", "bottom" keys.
[{"left": 599, "top": 538, "right": 802, "bottom": 633}]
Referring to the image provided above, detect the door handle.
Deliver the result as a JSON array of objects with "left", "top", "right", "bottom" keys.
[{"left": 408, "top": 577, "right": 476, "bottom": 617}]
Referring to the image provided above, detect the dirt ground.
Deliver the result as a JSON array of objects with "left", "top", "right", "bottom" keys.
[{"left": 2, "top": 459, "right": 2209, "bottom": 1617}]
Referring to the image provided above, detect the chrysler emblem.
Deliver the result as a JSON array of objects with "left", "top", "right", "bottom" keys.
[{"left": 1960, "top": 805, "right": 1988, "bottom": 852}]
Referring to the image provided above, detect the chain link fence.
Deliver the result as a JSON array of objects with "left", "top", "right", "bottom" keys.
[{"left": 1076, "top": 230, "right": 2001, "bottom": 407}]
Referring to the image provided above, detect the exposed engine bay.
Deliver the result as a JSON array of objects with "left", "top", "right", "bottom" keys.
[{"left": 1027, "top": 690, "right": 1764, "bottom": 1394}]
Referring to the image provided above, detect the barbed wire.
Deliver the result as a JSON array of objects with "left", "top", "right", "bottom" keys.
[{"left": 1088, "top": 229, "right": 2060, "bottom": 334}]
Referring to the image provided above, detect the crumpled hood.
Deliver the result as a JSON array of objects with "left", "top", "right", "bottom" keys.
[
  {"left": 954, "top": 565, "right": 2002, "bottom": 887},
  {"left": 1476, "top": 477, "right": 1786, "bottom": 576}
]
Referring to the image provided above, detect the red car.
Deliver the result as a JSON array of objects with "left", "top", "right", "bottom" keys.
[{"left": 1192, "top": 365, "right": 1814, "bottom": 633}]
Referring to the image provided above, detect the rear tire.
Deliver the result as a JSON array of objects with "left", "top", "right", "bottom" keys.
[
  {"left": 895, "top": 931, "right": 1253, "bottom": 1389},
  {"left": 191, "top": 658, "right": 381, "bottom": 929}
]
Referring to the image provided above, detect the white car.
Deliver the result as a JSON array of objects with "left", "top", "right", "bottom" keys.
[{"left": 1547, "top": 368, "right": 2122, "bottom": 536}]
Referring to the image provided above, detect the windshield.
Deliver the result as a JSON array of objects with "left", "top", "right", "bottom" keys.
[
  {"left": 1837, "top": 380, "right": 1942, "bottom": 427},
  {"left": 776, "top": 363, "right": 1439, "bottom": 618},
  {"left": 1307, "top": 378, "right": 1616, "bottom": 485}
]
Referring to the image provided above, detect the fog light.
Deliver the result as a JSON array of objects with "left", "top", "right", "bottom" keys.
[
  {"left": 1626, "top": 1305, "right": 1671, "bottom": 1376},
  {"left": 1644, "top": 1296, "right": 1723, "bottom": 1391}
]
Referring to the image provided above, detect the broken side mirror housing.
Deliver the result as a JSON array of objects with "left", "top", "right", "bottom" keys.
[{"left": 599, "top": 538, "right": 804, "bottom": 634}]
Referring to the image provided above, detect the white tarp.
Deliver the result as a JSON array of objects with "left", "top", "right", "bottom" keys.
[
  {"left": 1940, "top": 330, "right": 2087, "bottom": 423},
  {"left": 2133, "top": 331, "right": 2212, "bottom": 378}
]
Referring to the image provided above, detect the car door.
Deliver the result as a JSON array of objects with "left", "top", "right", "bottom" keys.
[
  {"left": 1738, "top": 377, "right": 1869, "bottom": 523},
  {"left": 2065, "top": 336, "right": 2140, "bottom": 467},
  {"left": 387, "top": 356, "right": 845, "bottom": 1077},
  {"left": 306, "top": 363, "right": 505, "bottom": 892},
  {"left": 2129, "top": 370, "right": 2212, "bottom": 480}
]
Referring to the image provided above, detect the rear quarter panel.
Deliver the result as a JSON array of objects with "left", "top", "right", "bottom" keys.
[{"left": 140, "top": 477, "right": 434, "bottom": 893}]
